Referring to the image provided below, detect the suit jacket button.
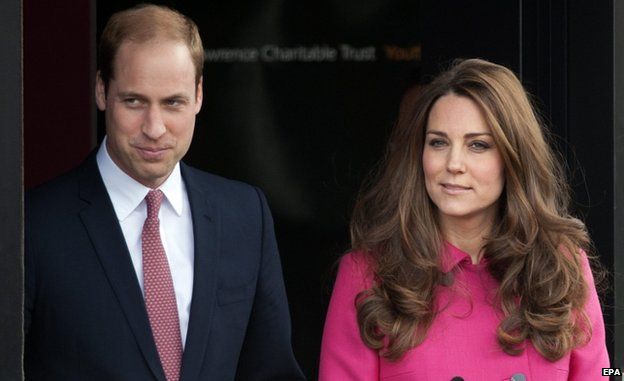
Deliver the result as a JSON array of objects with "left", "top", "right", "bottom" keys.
[{"left": 450, "top": 377, "right": 464, "bottom": 381}]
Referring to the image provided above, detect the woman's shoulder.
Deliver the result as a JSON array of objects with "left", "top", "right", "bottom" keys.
[
  {"left": 341, "top": 249, "right": 372, "bottom": 266},
  {"left": 561, "top": 246, "right": 598, "bottom": 285},
  {"left": 336, "top": 250, "right": 377, "bottom": 290}
]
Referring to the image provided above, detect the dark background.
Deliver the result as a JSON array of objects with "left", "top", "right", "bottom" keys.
[{"left": 10, "top": 0, "right": 621, "bottom": 379}]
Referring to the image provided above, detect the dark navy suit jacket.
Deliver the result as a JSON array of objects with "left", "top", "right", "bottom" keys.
[{"left": 25, "top": 154, "right": 305, "bottom": 381}]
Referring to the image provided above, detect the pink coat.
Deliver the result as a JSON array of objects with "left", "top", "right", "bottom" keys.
[{"left": 320, "top": 244, "right": 609, "bottom": 380}]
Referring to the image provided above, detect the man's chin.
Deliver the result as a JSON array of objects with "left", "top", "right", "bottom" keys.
[{"left": 130, "top": 166, "right": 174, "bottom": 188}]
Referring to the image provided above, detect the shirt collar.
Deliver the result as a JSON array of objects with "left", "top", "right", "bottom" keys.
[
  {"left": 159, "top": 162, "right": 185, "bottom": 217},
  {"left": 96, "top": 136, "right": 185, "bottom": 221},
  {"left": 440, "top": 241, "right": 474, "bottom": 273}
]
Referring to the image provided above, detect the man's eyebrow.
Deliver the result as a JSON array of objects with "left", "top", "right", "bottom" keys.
[
  {"left": 115, "top": 92, "right": 192, "bottom": 102},
  {"left": 116, "top": 91, "right": 146, "bottom": 99},
  {"left": 426, "top": 130, "right": 492, "bottom": 138},
  {"left": 164, "top": 93, "right": 191, "bottom": 101}
]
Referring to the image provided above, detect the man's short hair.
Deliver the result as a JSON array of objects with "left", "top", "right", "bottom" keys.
[{"left": 98, "top": 3, "right": 204, "bottom": 92}]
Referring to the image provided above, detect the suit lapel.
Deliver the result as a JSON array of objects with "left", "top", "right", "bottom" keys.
[
  {"left": 77, "top": 157, "right": 166, "bottom": 381},
  {"left": 179, "top": 164, "right": 220, "bottom": 381}
]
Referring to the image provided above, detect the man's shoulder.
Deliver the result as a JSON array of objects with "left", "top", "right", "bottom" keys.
[
  {"left": 180, "top": 163, "right": 272, "bottom": 222},
  {"left": 181, "top": 163, "right": 262, "bottom": 199},
  {"left": 26, "top": 156, "right": 96, "bottom": 209}
]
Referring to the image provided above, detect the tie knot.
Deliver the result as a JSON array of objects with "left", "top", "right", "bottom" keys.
[{"left": 145, "top": 190, "right": 164, "bottom": 219}]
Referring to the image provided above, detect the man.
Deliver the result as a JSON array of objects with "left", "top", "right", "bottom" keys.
[{"left": 24, "top": 4, "right": 304, "bottom": 381}]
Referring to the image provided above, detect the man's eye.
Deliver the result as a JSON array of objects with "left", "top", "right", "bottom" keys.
[
  {"left": 165, "top": 99, "right": 186, "bottom": 107},
  {"left": 124, "top": 98, "right": 141, "bottom": 106}
]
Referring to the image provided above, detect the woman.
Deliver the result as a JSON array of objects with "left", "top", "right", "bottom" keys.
[{"left": 319, "top": 59, "right": 608, "bottom": 380}]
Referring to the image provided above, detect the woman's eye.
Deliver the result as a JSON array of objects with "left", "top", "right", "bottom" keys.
[
  {"left": 428, "top": 139, "right": 447, "bottom": 147},
  {"left": 469, "top": 141, "right": 490, "bottom": 150}
]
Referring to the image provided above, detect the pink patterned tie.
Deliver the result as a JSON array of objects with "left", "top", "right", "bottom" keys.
[{"left": 142, "top": 190, "right": 182, "bottom": 381}]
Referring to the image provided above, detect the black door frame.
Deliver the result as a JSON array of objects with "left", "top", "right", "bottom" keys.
[
  {"left": 0, "top": 0, "right": 23, "bottom": 380},
  {"left": 613, "top": 0, "right": 624, "bottom": 370},
  {"left": 521, "top": 0, "right": 622, "bottom": 368}
]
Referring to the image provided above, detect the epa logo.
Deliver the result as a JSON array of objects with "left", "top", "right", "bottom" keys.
[{"left": 602, "top": 368, "right": 622, "bottom": 376}]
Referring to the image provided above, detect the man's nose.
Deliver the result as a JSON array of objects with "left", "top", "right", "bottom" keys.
[{"left": 142, "top": 106, "right": 166, "bottom": 140}]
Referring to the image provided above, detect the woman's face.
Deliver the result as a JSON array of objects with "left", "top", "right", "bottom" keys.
[{"left": 422, "top": 93, "right": 505, "bottom": 227}]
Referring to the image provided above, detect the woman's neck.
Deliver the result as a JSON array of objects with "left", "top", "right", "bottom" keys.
[{"left": 439, "top": 214, "right": 496, "bottom": 264}]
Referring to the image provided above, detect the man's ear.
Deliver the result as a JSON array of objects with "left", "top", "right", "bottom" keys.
[
  {"left": 194, "top": 76, "right": 203, "bottom": 114},
  {"left": 95, "top": 71, "right": 107, "bottom": 111}
]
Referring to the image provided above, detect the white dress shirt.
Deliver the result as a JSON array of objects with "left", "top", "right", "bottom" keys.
[{"left": 96, "top": 137, "right": 194, "bottom": 348}]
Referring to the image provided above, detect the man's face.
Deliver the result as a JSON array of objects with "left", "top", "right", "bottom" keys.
[{"left": 96, "top": 39, "right": 202, "bottom": 188}]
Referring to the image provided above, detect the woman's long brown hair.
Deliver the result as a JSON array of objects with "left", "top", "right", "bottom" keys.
[{"left": 351, "top": 58, "right": 593, "bottom": 361}]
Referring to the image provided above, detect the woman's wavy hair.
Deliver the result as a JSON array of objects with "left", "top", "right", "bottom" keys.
[{"left": 351, "top": 58, "right": 593, "bottom": 361}]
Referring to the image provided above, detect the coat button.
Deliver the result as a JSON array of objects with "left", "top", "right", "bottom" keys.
[
  {"left": 441, "top": 272, "right": 454, "bottom": 286},
  {"left": 450, "top": 377, "right": 464, "bottom": 381},
  {"left": 511, "top": 373, "right": 526, "bottom": 381}
]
